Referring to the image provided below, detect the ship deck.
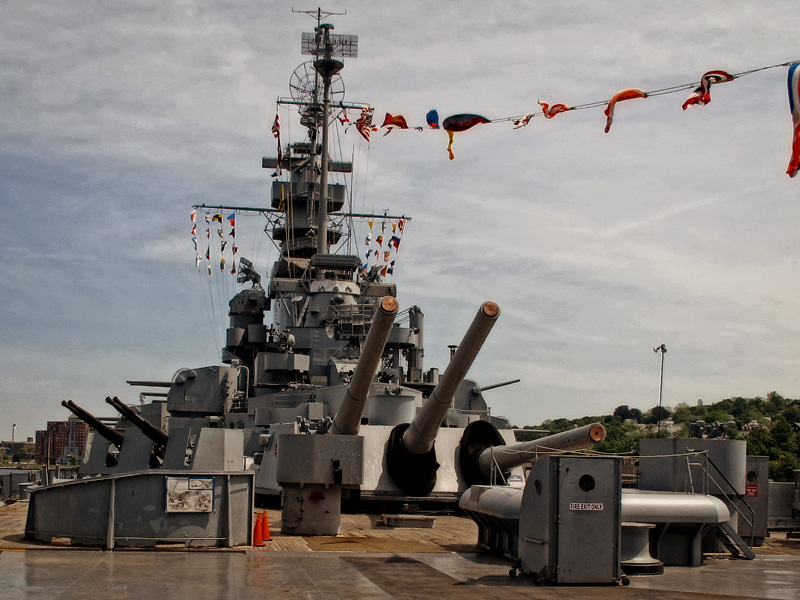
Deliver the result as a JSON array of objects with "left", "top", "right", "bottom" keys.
[{"left": 2, "top": 501, "right": 800, "bottom": 599}]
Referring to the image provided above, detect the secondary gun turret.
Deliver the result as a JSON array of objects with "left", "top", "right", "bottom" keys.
[
  {"left": 105, "top": 396, "right": 169, "bottom": 447},
  {"left": 328, "top": 296, "right": 399, "bottom": 436},
  {"left": 386, "top": 301, "right": 500, "bottom": 496},
  {"left": 61, "top": 400, "right": 125, "bottom": 448},
  {"left": 459, "top": 420, "right": 607, "bottom": 485}
]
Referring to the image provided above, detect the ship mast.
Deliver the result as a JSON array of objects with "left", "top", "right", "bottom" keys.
[
  {"left": 296, "top": 8, "right": 358, "bottom": 259},
  {"left": 313, "top": 24, "right": 340, "bottom": 257}
]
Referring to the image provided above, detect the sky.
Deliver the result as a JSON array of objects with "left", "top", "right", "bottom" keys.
[{"left": 3, "top": 1, "right": 800, "bottom": 439}]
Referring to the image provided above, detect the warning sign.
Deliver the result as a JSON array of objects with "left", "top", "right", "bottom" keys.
[
  {"left": 745, "top": 483, "right": 758, "bottom": 497},
  {"left": 569, "top": 502, "right": 604, "bottom": 511}
]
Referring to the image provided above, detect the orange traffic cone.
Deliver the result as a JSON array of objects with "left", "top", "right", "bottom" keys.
[
  {"left": 253, "top": 513, "right": 264, "bottom": 546},
  {"left": 261, "top": 511, "right": 272, "bottom": 542}
]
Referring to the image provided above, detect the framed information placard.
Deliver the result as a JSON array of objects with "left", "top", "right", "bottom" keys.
[{"left": 165, "top": 477, "right": 214, "bottom": 513}]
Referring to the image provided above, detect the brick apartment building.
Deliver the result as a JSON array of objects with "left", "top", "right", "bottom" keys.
[{"left": 34, "top": 416, "right": 89, "bottom": 465}]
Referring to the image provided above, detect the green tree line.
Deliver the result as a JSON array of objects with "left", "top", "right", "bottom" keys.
[{"left": 518, "top": 391, "right": 800, "bottom": 481}]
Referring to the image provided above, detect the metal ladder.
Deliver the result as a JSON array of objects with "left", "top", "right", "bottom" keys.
[{"left": 713, "top": 521, "right": 756, "bottom": 560}]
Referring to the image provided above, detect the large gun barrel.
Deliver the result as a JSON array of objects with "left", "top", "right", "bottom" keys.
[
  {"left": 61, "top": 400, "right": 125, "bottom": 448},
  {"left": 105, "top": 396, "right": 168, "bottom": 446},
  {"left": 402, "top": 301, "right": 500, "bottom": 455},
  {"left": 386, "top": 301, "right": 500, "bottom": 496},
  {"left": 478, "top": 422, "right": 606, "bottom": 475},
  {"left": 459, "top": 421, "right": 606, "bottom": 485},
  {"left": 329, "top": 296, "right": 399, "bottom": 436}
]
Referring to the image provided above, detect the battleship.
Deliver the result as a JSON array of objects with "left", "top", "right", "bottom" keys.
[
  {"left": 9, "top": 10, "right": 800, "bottom": 597},
  {"left": 23, "top": 9, "right": 607, "bottom": 546}
]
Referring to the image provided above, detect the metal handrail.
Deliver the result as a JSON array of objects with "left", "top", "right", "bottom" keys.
[
  {"left": 488, "top": 446, "right": 509, "bottom": 486},
  {"left": 686, "top": 449, "right": 756, "bottom": 548}
]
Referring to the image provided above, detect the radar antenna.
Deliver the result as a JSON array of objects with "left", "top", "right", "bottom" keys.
[{"left": 292, "top": 7, "right": 348, "bottom": 26}]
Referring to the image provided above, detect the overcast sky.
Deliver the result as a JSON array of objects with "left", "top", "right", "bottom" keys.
[{"left": 3, "top": 1, "right": 800, "bottom": 439}]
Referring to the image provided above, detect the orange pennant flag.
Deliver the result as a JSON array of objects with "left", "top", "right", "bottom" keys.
[{"left": 604, "top": 89, "right": 648, "bottom": 133}]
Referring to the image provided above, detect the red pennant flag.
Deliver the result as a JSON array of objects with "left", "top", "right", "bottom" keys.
[
  {"left": 538, "top": 101, "right": 572, "bottom": 119},
  {"left": 356, "top": 107, "right": 376, "bottom": 142},
  {"left": 787, "top": 63, "right": 800, "bottom": 178},
  {"left": 381, "top": 113, "right": 409, "bottom": 129},
  {"left": 272, "top": 113, "right": 282, "bottom": 175},
  {"left": 271, "top": 114, "right": 280, "bottom": 139}
]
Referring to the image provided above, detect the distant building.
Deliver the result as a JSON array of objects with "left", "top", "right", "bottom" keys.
[
  {"left": 637, "top": 420, "right": 682, "bottom": 434},
  {"left": 34, "top": 417, "right": 89, "bottom": 465},
  {"left": 1, "top": 437, "right": 35, "bottom": 457},
  {"left": 741, "top": 420, "right": 763, "bottom": 434}
]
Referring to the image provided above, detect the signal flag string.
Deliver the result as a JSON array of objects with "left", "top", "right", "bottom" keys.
[{"left": 351, "top": 58, "right": 800, "bottom": 172}]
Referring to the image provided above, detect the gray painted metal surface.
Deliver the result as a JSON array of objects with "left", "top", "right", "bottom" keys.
[
  {"left": 517, "top": 456, "right": 622, "bottom": 584},
  {"left": 25, "top": 471, "right": 253, "bottom": 547},
  {"left": 769, "top": 477, "right": 800, "bottom": 531},
  {"left": 621, "top": 489, "right": 730, "bottom": 523},
  {"left": 0, "top": 470, "right": 36, "bottom": 501},
  {"left": 737, "top": 455, "right": 769, "bottom": 544},
  {"left": 639, "top": 438, "right": 747, "bottom": 495}
]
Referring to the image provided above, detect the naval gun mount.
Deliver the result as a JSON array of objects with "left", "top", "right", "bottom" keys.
[
  {"left": 275, "top": 299, "right": 609, "bottom": 535},
  {"left": 277, "top": 295, "right": 400, "bottom": 535}
]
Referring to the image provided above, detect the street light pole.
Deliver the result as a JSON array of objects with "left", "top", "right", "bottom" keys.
[{"left": 654, "top": 344, "right": 667, "bottom": 435}]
